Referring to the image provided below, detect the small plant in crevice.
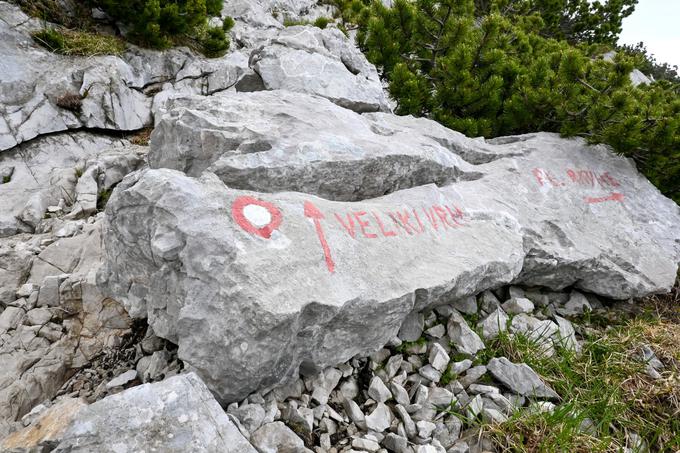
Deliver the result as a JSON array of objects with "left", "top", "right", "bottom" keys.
[{"left": 97, "top": 187, "right": 114, "bottom": 211}]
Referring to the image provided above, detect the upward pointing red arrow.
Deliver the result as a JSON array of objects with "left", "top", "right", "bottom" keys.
[{"left": 304, "top": 201, "right": 335, "bottom": 273}]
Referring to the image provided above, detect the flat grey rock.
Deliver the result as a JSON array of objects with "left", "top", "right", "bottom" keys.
[
  {"left": 487, "top": 357, "right": 559, "bottom": 400},
  {"left": 54, "top": 373, "right": 257, "bottom": 452},
  {"left": 149, "top": 91, "right": 477, "bottom": 202}
]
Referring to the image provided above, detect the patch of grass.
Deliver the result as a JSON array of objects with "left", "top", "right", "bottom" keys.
[
  {"left": 439, "top": 363, "right": 457, "bottom": 386},
  {"left": 394, "top": 336, "right": 427, "bottom": 354},
  {"left": 32, "top": 28, "right": 125, "bottom": 56},
  {"left": 481, "top": 286, "right": 680, "bottom": 452},
  {"left": 313, "top": 17, "right": 330, "bottom": 29},
  {"left": 282, "top": 17, "right": 333, "bottom": 28}
]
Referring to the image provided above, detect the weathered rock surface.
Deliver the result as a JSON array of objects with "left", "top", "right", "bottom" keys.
[
  {"left": 52, "top": 373, "right": 257, "bottom": 452},
  {"left": 149, "top": 91, "right": 478, "bottom": 201},
  {"left": 0, "top": 132, "right": 145, "bottom": 237},
  {"left": 101, "top": 168, "right": 524, "bottom": 401},
  {"left": 250, "top": 26, "right": 389, "bottom": 112}
]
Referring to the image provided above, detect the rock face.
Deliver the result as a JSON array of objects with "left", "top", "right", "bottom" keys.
[
  {"left": 149, "top": 91, "right": 479, "bottom": 201},
  {"left": 52, "top": 373, "right": 257, "bottom": 452},
  {"left": 102, "top": 90, "right": 680, "bottom": 403},
  {"left": 0, "top": 7, "right": 150, "bottom": 151}
]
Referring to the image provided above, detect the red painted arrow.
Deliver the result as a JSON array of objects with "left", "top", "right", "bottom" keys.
[
  {"left": 584, "top": 192, "right": 624, "bottom": 204},
  {"left": 304, "top": 201, "right": 335, "bottom": 273}
]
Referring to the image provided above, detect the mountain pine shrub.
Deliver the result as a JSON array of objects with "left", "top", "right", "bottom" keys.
[{"left": 93, "top": 0, "right": 230, "bottom": 55}]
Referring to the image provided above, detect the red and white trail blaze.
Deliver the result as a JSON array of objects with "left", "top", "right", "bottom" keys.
[{"left": 232, "top": 195, "right": 466, "bottom": 274}]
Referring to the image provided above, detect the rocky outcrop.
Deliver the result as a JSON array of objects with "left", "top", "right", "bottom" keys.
[
  {"left": 0, "top": 133, "right": 146, "bottom": 237},
  {"left": 0, "top": 220, "right": 132, "bottom": 438}
]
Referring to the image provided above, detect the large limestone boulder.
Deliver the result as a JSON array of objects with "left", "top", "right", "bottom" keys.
[
  {"left": 101, "top": 168, "right": 524, "bottom": 401},
  {"left": 250, "top": 27, "right": 389, "bottom": 112},
  {"left": 149, "top": 91, "right": 483, "bottom": 201}
]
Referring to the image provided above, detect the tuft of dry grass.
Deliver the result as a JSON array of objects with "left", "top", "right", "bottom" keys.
[
  {"left": 33, "top": 28, "right": 125, "bottom": 56},
  {"left": 129, "top": 128, "right": 153, "bottom": 146}
]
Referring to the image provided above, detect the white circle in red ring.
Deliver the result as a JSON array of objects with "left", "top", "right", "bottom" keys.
[{"left": 231, "top": 196, "right": 282, "bottom": 239}]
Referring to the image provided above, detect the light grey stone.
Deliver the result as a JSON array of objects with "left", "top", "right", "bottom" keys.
[
  {"left": 416, "top": 420, "right": 436, "bottom": 439},
  {"left": 557, "top": 291, "right": 592, "bottom": 316},
  {"left": 425, "top": 323, "right": 446, "bottom": 338},
  {"left": 451, "top": 296, "right": 477, "bottom": 315},
  {"left": 105, "top": 369, "right": 137, "bottom": 389},
  {"left": 510, "top": 314, "right": 559, "bottom": 346},
  {"left": 310, "top": 367, "right": 343, "bottom": 405},
  {"left": 383, "top": 433, "right": 409, "bottom": 453},
  {"left": 399, "top": 311, "right": 425, "bottom": 342},
  {"left": 447, "top": 311, "right": 485, "bottom": 356},
  {"left": 343, "top": 398, "right": 366, "bottom": 430},
  {"left": 428, "top": 343, "right": 450, "bottom": 372},
  {"left": 465, "top": 394, "right": 484, "bottom": 419},
  {"left": 487, "top": 357, "right": 559, "bottom": 399},
  {"left": 251, "top": 421, "right": 310, "bottom": 453},
  {"left": 449, "top": 359, "right": 472, "bottom": 375},
  {"left": 553, "top": 315, "right": 580, "bottom": 352},
  {"left": 365, "top": 402, "right": 392, "bottom": 433},
  {"left": 501, "top": 297, "right": 534, "bottom": 314},
  {"left": 0, "top": 306, "right": 24, "bottom": 332},
  {"left": 352, "top": 437, "right": 381, "bottom": 452},
  {"left": 459, "top": 366, "right": 487, "bottom": 388},
  {"left": 0, "top": 132, "right": 144, "bottom": 237},
  {"left": 385, "top": 355, "right": 404, "bottom": 378},
  {"left": 468, "top": 384, "right": 499, "bottom": 395},
  {"left": 479, "top": 291, "right": 500, "bottom": 314},
  {"left": 250, "top": 26, "right": 389, "bottom": 112},
  {"left": 368, "top": 376, "right": 392, "bottom": 403},
  {"left": 419, "top": 365, "right": 442, "bottom": 383},
  {"left": 477, "top": 307, "right": 509, "bottom": 340},
  {"left": 230, "top": 403, "right": 267, "bottom": 433},
  {"left": 100, "top": 169, "right": 521, "bottom": 402},
  {"left": 390, "top": 382, "right": 411, "bottom": 406},
  {"left": 481, "top": 407, "right": 508, "bottom": 424},
  {"left": 54, "top": 373, "right": 256, "bottom": 452},
  {"left": 104, "top": 112, "right": 680, "bottom": 405},
  {"left": 394, "top": 404, "right": 417, "bottom": 439},
  {"left": 24, "top": 307, "right": 52, "bottom": 325}
]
